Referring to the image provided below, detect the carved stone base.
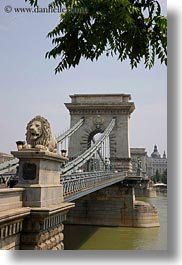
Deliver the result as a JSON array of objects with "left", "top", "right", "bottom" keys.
[{"left": 20, "top": 203, "right": 74, "bottom": 250}]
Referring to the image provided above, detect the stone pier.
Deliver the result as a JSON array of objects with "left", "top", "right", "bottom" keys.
[{"left": 65, "top": 182, "right": 159, "bottom": 228}]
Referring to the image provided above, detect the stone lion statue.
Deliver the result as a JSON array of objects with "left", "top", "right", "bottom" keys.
[{"left": 25, "top": 115, "right": 57, "bottom": 153}]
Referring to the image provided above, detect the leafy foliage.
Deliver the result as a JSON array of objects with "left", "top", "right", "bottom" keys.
[
  {"left": 26, "top": 0, "right": 167, "bottom": 73},
  {"left": 151, "top": 169, "right": 167, "bottom": 184},
  {"left": 161, "top": 169, "right": 167, "bottom": 184}
]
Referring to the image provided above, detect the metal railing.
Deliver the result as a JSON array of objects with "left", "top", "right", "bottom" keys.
[
  {"left": 0, "top": 158, "right": 19, "bottom": 174},
  {"left": 0, "top": 173, "right": 16, "bottom": 184},
  {"left": 61, "top": 171, "right": 124, "bottom": 198}
]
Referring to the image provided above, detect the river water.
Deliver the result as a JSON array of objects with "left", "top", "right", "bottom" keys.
[{"left": 64, "top": 194, "right": 167, "bottom": 250}]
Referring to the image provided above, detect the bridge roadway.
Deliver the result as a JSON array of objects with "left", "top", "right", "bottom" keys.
[
  {"left": 0, "top": 171, "right": 126, "bottom": 201},
  {"left": 61, "top": 171, "right": 125, "bottom": 202}
]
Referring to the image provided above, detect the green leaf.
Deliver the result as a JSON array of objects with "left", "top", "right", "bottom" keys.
[{"left": 25, "top": 0, "right": 167, "bottom": 73}]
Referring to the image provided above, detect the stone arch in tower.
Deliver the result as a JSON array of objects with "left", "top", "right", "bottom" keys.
[{"left": 65, "top": 94, "right": 135, "bottom": 171}]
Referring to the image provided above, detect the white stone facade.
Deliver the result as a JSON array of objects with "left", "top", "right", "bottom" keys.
[
  {"left": 130, "top": 145, "right": 167, "bottom": 178},
  {"left": 146, "top": 145, "right": 167, "bottom": 178}
]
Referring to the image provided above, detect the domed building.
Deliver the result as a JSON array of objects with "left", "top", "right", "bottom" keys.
[
  {"left": 151, "top": 145, "right": 161, "bottom": 159},
  {"left": 146, "top": 145, "right": 167, "bottom": 178},
  {"left": 130, "top": 145, "right": 167, "bottom": 178}
]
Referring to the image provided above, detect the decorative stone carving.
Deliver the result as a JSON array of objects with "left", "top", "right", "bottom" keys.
[
  {"left": 0, "top": 220, "right": 23, "bottom": 240},
  {"left": 25, "top": 115, "right": 57, "bottom": 153},
  {"left": 22, "top": 162, "right": 37, "bottom": 180}
]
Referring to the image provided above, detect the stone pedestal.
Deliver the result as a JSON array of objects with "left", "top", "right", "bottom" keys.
[
  {"left": 11, "top": 150, "right": 67, "bottom": 207},
  {"left": 11, "top": 150, "right": 75, "bottom": 250}
]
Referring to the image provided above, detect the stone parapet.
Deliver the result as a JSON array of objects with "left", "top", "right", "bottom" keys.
[
  {"left": 0, "top": 188, "right": 30, "bottom": 250},
  {"left": 0, "top": 208, "right": 30, "bottom": 250},
  {"left": 66, "top": 94, "right": 135, "bottom": 115},
  {"left": 70, "top": 94, "right": 132, "bottom": 104},
  {"left": 0, "top": 188, "right": 25, "bottom": 212}
]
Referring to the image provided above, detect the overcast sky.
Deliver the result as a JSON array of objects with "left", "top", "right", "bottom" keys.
[{"left": 0, "top": 0, "right": 167, "bottom": 157}]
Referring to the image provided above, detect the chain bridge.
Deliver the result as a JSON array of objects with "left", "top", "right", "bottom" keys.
[
  {"left": 0, "top": 94, "right": 160, "bottom": 250},
  {"left": 0, "top": 94, "right": 135, "bottom": 192}
]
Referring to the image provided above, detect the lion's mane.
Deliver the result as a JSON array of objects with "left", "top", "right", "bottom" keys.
[{"left": 26, "top": 115, "right": 57, "bottom": 152}]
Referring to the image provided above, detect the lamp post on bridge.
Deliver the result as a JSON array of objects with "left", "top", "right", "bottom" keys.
[
  {"left": 61, "top": 149, "right": 67, "bottom": 157},
  {"left": 104, "top": 157, "right": 109, "bottom": 171},
  {"left": 16, "top": 141, "right": 25, "bottom": 151},
  {"left": 136, "top": 158, "right": 142, "bottom": 176}
]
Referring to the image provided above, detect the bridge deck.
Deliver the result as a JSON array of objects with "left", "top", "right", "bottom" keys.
[
  {"left": 1, "top": 171, "right": 126, "bottom": 202},
  {"left": 62, "top": 171, "right": 125, "bottom": 202}
]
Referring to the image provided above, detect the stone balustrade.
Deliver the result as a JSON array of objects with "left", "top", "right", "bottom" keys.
[{"left": 0, "top": 188, "right": 30, "bottom": 250}]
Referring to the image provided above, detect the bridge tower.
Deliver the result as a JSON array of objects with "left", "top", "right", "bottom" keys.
[{"left": 65, "top": 94, "right": 135, "bottom": 172}]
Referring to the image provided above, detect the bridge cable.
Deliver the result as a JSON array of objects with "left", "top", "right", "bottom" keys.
[
  {"left": 56, "top": 118, "right": 84, "bottom": 144},
  {"left": 61, "top": 118, "right": 116, "bottom": 175}
]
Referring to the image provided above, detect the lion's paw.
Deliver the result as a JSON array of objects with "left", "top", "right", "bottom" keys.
[
  {"left": 23, "top": 144, "right": 32, "bottom": 149},
  {"left": 35, "top": 144, "right": 47, "bottom": 150}
]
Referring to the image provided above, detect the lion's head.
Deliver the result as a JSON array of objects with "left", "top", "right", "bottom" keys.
[{"left": 26, "top": 115, "right": 57, "bottom": 152}]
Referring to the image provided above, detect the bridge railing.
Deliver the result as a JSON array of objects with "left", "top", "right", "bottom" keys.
[
  {"left": 0, "top": 173, "right": 17, "bottom": 185},
  {"left": 61, "top": 171, "right": 124, "bottom": 197},
  {"left": 0, "top": 158, "right": 19, "bottom": 174}
]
